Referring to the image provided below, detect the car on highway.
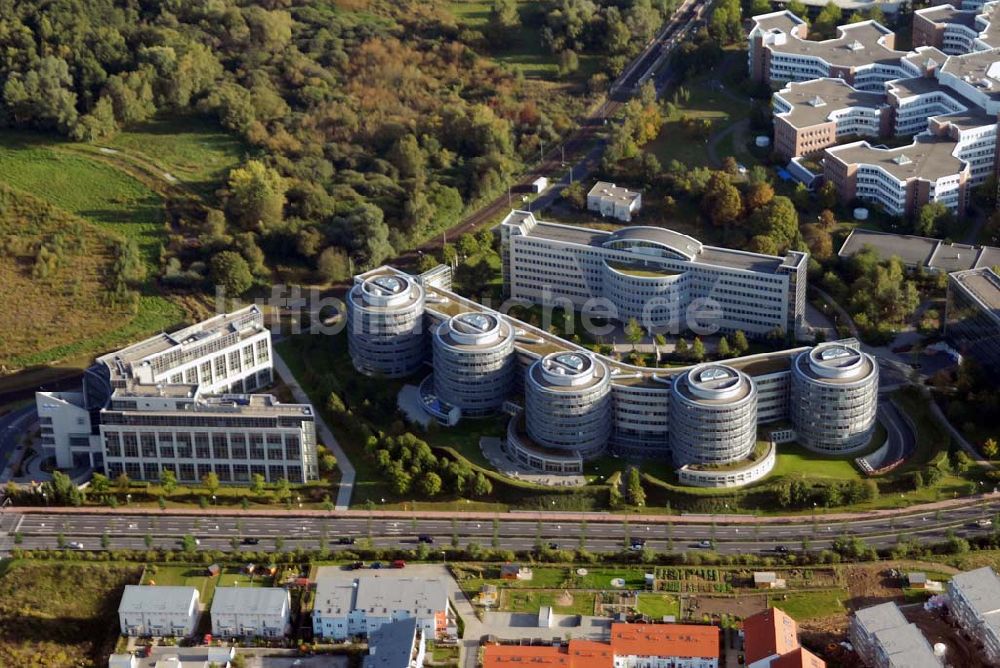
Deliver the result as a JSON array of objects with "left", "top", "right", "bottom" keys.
[
  {"left": 67, "top": 541, "right": 85, "bottom": 550},
  {"left": 547, "top": 542, "right": 559, "bottom": 550},
  {"left": 774, "top": 545, "right": 788, "bottom": 553},
  {"left": 976, "top": 518, "right": 993, "bottom": 528},
  {"left": 417, "top": 534, "right": 434, "bottom": 544},
  {"left": 629, "top": 539, "right": 646, "bottom": 551},
  {"left": 241, "top": 537, "right": 260, "bottom": 545},
  {"left": 338, "top": 537, "right": 355, "bottom": 545},
  {"left": 696, "top": 540, "right": 712, "bottom": 549}
]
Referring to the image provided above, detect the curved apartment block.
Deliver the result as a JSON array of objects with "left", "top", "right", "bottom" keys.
[
  {"left": 346, "top": 274, "right": 426, "bottom": 378},
  {"left": 432, "top": 313, "right": 516, "bottom": 417},
  {"left": 669, "top": 364, "right": 759, "bottom": 467},
  {"left": 791, "top": 343, "right": 879, "bottom": 454},
  {"left": 524, "top": 352, "right": 612, "bottom": 460}
]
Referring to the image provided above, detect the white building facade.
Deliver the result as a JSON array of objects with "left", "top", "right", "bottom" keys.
[{"left": 118, "top": 585, "right": 200, "bottom": 637}]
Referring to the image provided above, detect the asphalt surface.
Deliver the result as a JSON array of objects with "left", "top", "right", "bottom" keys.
[{"left": 4, "top": 501, "right": 998, "bottom": 556}]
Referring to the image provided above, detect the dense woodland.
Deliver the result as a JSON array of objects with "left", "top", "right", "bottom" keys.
[{"left": 0, "top": 0, "right": 680, "bottom": 292}]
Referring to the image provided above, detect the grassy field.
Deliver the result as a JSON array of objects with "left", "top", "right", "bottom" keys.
[
  {"left": 142, "top": 564, "right": 272, "bottom": 606},
  {"left": 636, "top": 593, "right": 680, "bottom": 619},
  {"left": 0, "top": 560, "right": 141, "bottom": 667},
  {"left": 502, "top": 589, "right": 597, "bottom": 616},
  {"left": 0, "top": 131, "right": 165, "bottom": 263},
  {"left": 105, "top": 114, "right": 245, "bottom": 201},
  {"left": 767, "top": 589, "right": 848, "bottom": 621},
  {"left": 771, "top": 443, "right": 864, "bottom": 482},
  {"left": 0, "top": 184, "right": 184, "bottom": 370}
]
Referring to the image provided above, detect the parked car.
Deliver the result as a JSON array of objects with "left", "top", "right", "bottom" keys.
[
  {"left": 391, "top": 560, "right": 406, "bottom": 569},
  {"left": 370, "top": 561, "right": 383, "bottom": 570},
  {"left": 345, "top": 561, "right": 365, "bottom": 570}
]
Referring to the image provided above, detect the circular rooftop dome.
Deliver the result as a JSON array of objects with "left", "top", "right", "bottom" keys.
[
  {"left": 602, "top": 226, "right": 703, "bottom": 260},
  {"left": 538, "top": 352, "right": 598, "bottom": 387},
  {"left": 684, "top": 364, "right": 748, "bottom": 401},
  {"left": 445, "top": 312, "right": 502, "bottom": 346},
  {"left": 806, "top": 344, "right": 868, "bottom": 380},
  {"left": 360, "top": 274, "right": 414, "bottom": 307}
]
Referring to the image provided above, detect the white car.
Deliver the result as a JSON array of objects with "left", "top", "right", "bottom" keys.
[
  {"left": 977, "top": 518, "right": 993, "bottom": 528},
  {"left": 697, "top": 540, "right": 712, "bottom": 548},
  {"left": 68, "top": 541, "right": 85, "bottom": 550}
]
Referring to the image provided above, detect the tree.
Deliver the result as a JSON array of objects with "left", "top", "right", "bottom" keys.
[
  {"left": 787, "top": 0, "right": 808, "bottom": 16},
  {"left": 115, "top": 472, "right": 131, "bottom": 494},
  {"left": 561, "top": 182, "right": 587, "bottom": 210},
  {"left": 317, "top": 247, "right": 351, "bottom": 283},
  {"left": 202, "top": 471, "right": 220, "bottom": 496},
  {"left": 160, "top": 469, "right": 178, "bottom": 495},
  {"left": 627, "top": 468, "right": 646, "bottom": 507},
  {"left": 418, "top": 472, "right": 443, "bottom": 497},
  {"left": 558, "top": 49, "right": 580, "bottom": 76},
  {"left": 732, "top": 330, "right": 749, "bottom": 356},
  {"left": 983, "top": 438, "right": 999, "bottom": 459},
  {"left": 275, "top": 477, "right": 291, "bottom": 502},
  {"left": 227, "top": 160, "right": 286, "bottom": 232},
  {"left": 814, "top": 1, "right": 844, "bottom": 38},
  {"left": 915, "top": 202, "right": 953, "bottom": 237},
  {"left": 489, "top": 0, "right": 521, "bottom": 37},
  {"left": 90, "top": 473, "right": 110, "bottom": 493},
  {"left": 211, "top": 251, "right": 254, "bottom": 296},
  {"left": 320, "top": 453, "right": 338, "bottom": 473},
  {"left": 717, "top": 336, "right": 732, "bottom": 358},
  {"left": 691, "top": 337, "right": 706, "bottom": 362},
  {"left": 250, "top": 473, "right": 266, "bottom": 495},
  {"left": 625, "top": 317, "right": 644, "bottom": 351},
  {"left": 745, "top": 181, "right": 774, "bottom": 210},
  {"left": 476, "top": 229, "right": 495, "bottom": 255},
  {"left": 702, "top": 174, "right": 742, "bottom": 227},
  {"left": 3, "top": 56, "right": 79, "bottom": 133},
  {"left": 675, "top": 337, "right": 690, "bottom": 360},
  {"left": 472, "top": 472, "right": 493, "bottom": 497},
  {"left": 458, "top": 233, "right": 479, "bottom": 258},
  {"left": 46, "top": 471, "right": 85, "bottom": 506},
  {"left": 442, "top": 243, "right": 458, "bottom": 267}
]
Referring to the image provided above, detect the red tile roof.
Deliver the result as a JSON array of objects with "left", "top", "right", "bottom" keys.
[
  {"left": 610, "top": 623, "right": 719, "bottom": 659},
  {"left": 771, "top": 647, "right": 827, "bottom": 668},
  {"left": 743, "top": 608, "right": 800, "bottom": 665}
]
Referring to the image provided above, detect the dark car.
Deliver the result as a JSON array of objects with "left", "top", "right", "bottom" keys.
[
  {"left": 338, "top": 536, "right": 355, "bottom": 545},
  {"left": 370, "top": 561, "right": 383, "bottom": 569},
  {"left": 547, "top": 542, "right": 559, "bottom": 550},
  {"left": 774, "top": 545, "right": 789, "bottom": 554},
  {"left": 345, "top": 561, "right": 365, "bottom": 570},
  {"left": 417, "top": 534, "right": 434, "bottom": 544},
  {"left": 241, "top": 537, "right": 260, "bottom": 545},
  {"left": 629, "top": 539, "right": 646, "bottom": 551}
]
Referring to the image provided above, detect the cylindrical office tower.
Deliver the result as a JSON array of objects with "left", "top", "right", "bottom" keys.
[
  {"left": 346, "top": 274, "right": 426, "bottom": 378},
  {"left": 525, "top": 352, "right": 612, "bottom": 459},
  {"left": 432, "top": 312, "right": 516, "bottom": 417},
  {"left": 670, "top": 363, "right": 758, "bottom": 467},
  {"left": 791, "top": 343, "right": 879, "bottom": 454}
]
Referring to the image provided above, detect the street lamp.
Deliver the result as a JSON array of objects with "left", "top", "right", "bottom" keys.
[
  {"left": 212, "top": 494, "right": 217, "bottom": 506},
  {"left": 126, "top": 493, "right": 131, "bottom": 506}
]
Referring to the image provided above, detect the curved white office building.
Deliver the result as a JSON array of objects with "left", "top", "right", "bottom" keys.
[
  {"left": 346, "top": 274, "right": 426, "bottom": 378},
  {"left": 669, "top": 364, "right": 759, "bottom": 467},
  {"left": 432, "top": 313, "right": 516, "bottom": 417},
  {"left": 525, "top": 352, "right": 612, "bottom": 459},
  {"left": 791, "top": 343, "right": 879, "bottom": 453}
]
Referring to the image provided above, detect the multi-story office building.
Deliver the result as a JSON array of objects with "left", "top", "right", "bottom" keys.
[
  {"left": 37, "top": 306, "right": 319, "bottom": 483},
  {"left": 790, "top": 343, "right": 879, "bottom": 454},
  {"left": 946, "top": 264, "right": 1000, "bottom": 375},
  {"left": 500, "top": 211, "right": 808, "bottom": 339},
  {"left": 749, "top": 13, "right": 905, "bottom": 90},
  {"left": 751, "top": 5, "right": 1000, "bottom": 217},
  {"left": 349, "top": 264, "right": 880, "bottom": 487},
  {"left": 669, "top": 364, "right": 758, "bottom": 467},
  {"left": 347, "top": 273, "right": 427, "bottom": 378},
  {"left": 432, "top": 313, "right": 516, "bottom": 418},
  {"left": 773, "top": 79, "right": 890, "bottom": 160},
  {"left": 947, "top": 567, "right": 1000, "bottom": 665}
]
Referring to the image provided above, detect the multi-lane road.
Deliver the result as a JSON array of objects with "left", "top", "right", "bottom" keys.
[{"left": 3, "top": 497, "right": 998, "bottom": 556}]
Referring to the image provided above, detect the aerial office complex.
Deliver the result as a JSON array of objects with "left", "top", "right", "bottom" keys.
[
  {"left": 36, "top": 306, "right": 319, "bottom": 483},
  {"left": 750, "top": 3, "right": 1000, "bottom": 217},
  {"left": 499, "top": 211, "right": 808, "bottom": 339},
  {"left": 347, "top": 253, "right": 879, "bottom": 487},
  {"left": 945, "top": 267, "right": 1000, "bottom": 374}
]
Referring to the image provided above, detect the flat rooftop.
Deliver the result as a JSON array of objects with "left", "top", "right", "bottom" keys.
[
  {"left": 838, "top": 228, "right": 1000, "bottom": 271},
  {"left": 588, "top": 181, "right": 640, "bottom": 203},
  {"left": 776, "top": 78, "right": 886, "bottom": 129},
  {"left": 940, "top": 49, "right": 1000, "bottom": 101},
  {"left": 108, "top": 391, "right": 314, "bottom": 419},
  {"left": 949, "top": 566, "right": 1000, "bottom": 616},
  {"left": 767, "top": 20, "right": 906, "bottom": 69},
  {"left": 119, "top": 585, "right": 196, "bottom": 613},
  {"left": 516, "top": 217, "right": 788, "bottom": 274},
  {"left": 826, "top": 135, "right": 966, "bottom": 182}
]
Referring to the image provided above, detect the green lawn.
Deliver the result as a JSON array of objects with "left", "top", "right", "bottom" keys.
[
  {"left": 105, "top": 114, "right": 244, "bottom": 201},
  {"left": 448, "top": 1, "right": 559, "bottom": 80},
  {"left": 503, "top": 589, "right": 596, "bottom": 616},
  {"left": 142, "top": 564, "right": 272, "bottom": 606},
  {"left": 768, "top": 589, "right": 848, "bottom": 620},
  {"left": 771, "top": 443, "right": 864, "bottom": 482},
  {"left": 0, "top": 131, "right": 165, "bottom": 263},
  {"left": 636, "top": 593, "right": 680, "bottom": 619}
]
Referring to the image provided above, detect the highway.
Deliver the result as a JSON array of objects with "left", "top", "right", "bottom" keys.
[{"left": 3, "top": 499, "right": 998, "bottom": 555}]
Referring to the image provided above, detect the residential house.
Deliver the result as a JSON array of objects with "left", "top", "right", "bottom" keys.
[
  {"left": 211, "top": 587, "right": 291, "bottom": 638},
  {"left": 118, "top": 585, "right": 200, "bottom": 637},
  {"left": 312, "top": 575, "right": 450, "bottom": 641},
  {"left": 947, "top": 566, "right": 1000, "bottom": 665},
  {"left": 363, "top": 617, "right": 426, "bottom": 668},
  {"left": 586, "top": 182, "right": 642, "bottom": 222}
]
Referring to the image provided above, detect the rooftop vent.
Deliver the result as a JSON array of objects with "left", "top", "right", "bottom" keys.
[
  {"left": 809, "top": 95, "right": 827, "bottom": 107},
  {"left": 847, "top": 40, "right": 865, "bottom": 51},
  {"left": 892, "top": 154, "right": 913, "bottom": 165}
]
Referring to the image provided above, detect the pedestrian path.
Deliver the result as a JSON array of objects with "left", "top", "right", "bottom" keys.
[{"left": 273, "top": 350, "right": 355, "bottom": 509}]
